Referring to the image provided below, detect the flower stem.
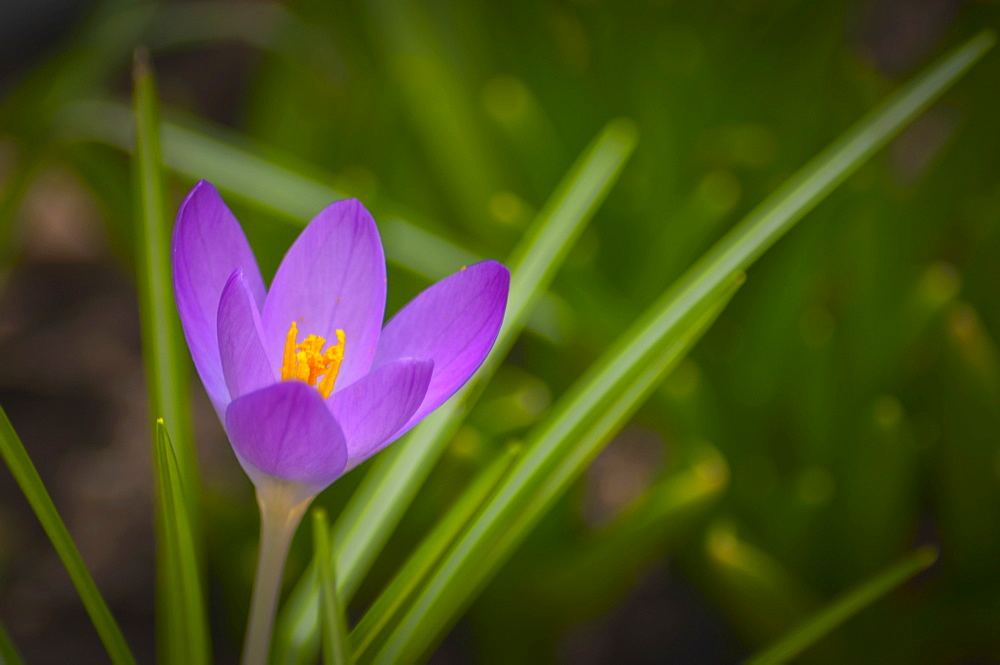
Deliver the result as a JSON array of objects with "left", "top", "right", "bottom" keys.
[{"left": 242, "top": 481, "right": 314, "bottom": 665}]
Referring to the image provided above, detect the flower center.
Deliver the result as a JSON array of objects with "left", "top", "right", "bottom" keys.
[{"left": 279, "top": 321, "right": 346, "bottom": 399}]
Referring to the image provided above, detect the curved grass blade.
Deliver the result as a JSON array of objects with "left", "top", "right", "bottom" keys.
[
  {"left": 0, "top": 618, "right": 23, "bottom": 665},
  {"left": 370, "top": 30, "right": 995, "bottom": 660},
  {"left": 747, "top": 546, "right": 939, "bottom": 664},
  {"left": 0, "top": 407, "right": 137, "bottom": 665},
  {"left": 272, "top": 118, "right": 638, "bottom": 664},
  {"left": 351, "top": 445, "right": 520, "bottom": 661},
  {"left": 153, "top": 421, "right": 210, "bottom": 665},
  {"left": 373, "top": 273, "right": 743, "bottom": 663},
  {"left": 312, "top": 509, "right": 352, "bottom": 665}
]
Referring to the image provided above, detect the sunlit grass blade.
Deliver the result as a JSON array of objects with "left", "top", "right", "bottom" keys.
[
  {"left": 0, "top": 407, "right": 136, "bottom": 665},
  {"left": 371, "top": 31, "right": 994, "bottom": 659},
  {"left": 0, "top": 618, "right": 23, "bottom": 665},
  {"left": 337, "top": 117, "right": 638, "bottom": 595},
  {"left": 132, "top": 50, "right": 205, "bottom": 665},
  {"left": 351, "top": 445, "right": 520, "bottom": 662},
  {"left": 152, "top": 421, "right": 210, "bottom": 665},
  {"left": 747, "top": 546, "right": 939, "bottom": 664},
  {"left": 645, "top": 29, "right": 994, "bottom": 348},
  {"left": 272, "top": 119, "right": 637, "bottom": 664},
  {"left": 373, "top": 274, "right": 744, "bottom": 663},
  {"left": 312, "top": 509, "right": 352, "bottom": 665}
]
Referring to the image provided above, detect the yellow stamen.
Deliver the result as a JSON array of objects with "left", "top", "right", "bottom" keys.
[
  {"left": 279, "top": 321, "right": 346, "bottom": 399},
  {"left": 316, "top": 330, "right": 346, "bottom": 399},
  {"left": 280, "top": 322, "right": 298, "bottom": 380}
]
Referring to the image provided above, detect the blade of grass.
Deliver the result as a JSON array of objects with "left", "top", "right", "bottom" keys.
[
  {"left": 152, "top": 421, "right": 210, "bottom": 665},
  {"left": 374, "top": 273, "right": 743, "bottom": 663},
  {"left": 0, "top": 618, "right": 23, "bottom": 665},
  {"left": 132, "top": 50, "right": 197, "bottom": 515},
  {"left": 272, "top": 118, "right": 637, "bottom": 664},
  {"left": 0, "top": 407, "right": 136, "bottom": 665},
  {"left": 371, "top": 30, "right": 995, "bottom": 659},
  {"left": 350, "top": 445, "right": 521, "bottom": 661},
  {"left": 132, "top": 50, "right": 205, "bottom": 665},
  {"left": 312, "top": 509, "right": 352, "bottom": 665},
  {"left": 747, "top": 546, "right": 939, "bottom": 665}
]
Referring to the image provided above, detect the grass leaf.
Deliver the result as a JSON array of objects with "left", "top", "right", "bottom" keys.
[
  {"left": 312, "top": 509, "right": 352, "bottom": 665},
  {"left": 350, "top": 445, "right": 521, "bottom": 661},
  {"left": 0, "top": 407, "right": 136, "bottom": 665},
  {"left": 152, "top": 421, "right": 210, "bottom": 665},
  {"left": 747, "top": 547, "right": 939, "bottom": 664},
  {"left": 272, "top": 118, "right": 637, "bottom": 664},
  {"left": 132, "top": 50, "right": 206, "bottom": 664}
]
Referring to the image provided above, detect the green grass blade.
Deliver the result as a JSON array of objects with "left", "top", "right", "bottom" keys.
[
  {"left": 132, "top": 50, "right": 205, "bottom": 665},
  {"left": 337, "top": 117, "right": 638, "bottom": 597},
  {"left": 371, "top": 31, "right": 994, "bottom": 659},
  {"left": 0, "top": 618, "right": 23, "bottom": 665},
  {"left": 312, "top": 509, "right": 352, "bottom": 665},
  {"left": 665, "top": 30, "right": 994, "bottom": 303},
  {"left": 132, "top": 50, "right": 198, "bottom": 513},
  {"left": 351, "top": 446, "right": 521, "bottom": 662},
  {"left": 0, "top": 407, "right": 137, "bottom": 665},
  {"left": 747, "top": 546, "right": 939, "bottom": 664},
  {"left": 374, "top": 274, "right": 743, "bottom": 663},
  {"left": 272, "top": 119, "right": 637, "bottom": 664},
  {"left": 153, "top": 421, "right": 210, "bottom": 665}
]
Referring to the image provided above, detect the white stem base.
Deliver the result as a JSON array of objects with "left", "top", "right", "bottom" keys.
[{"left": 241, "top": 479, "right": 315, "bottom": 665}]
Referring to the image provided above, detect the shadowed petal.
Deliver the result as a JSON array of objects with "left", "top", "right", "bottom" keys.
[
  {"left": 327, "top": 359, "right": 433, "bottom": 469},
  {"left": 373, "top": 261, "right": 509, "bottom": 431},
  {"left": 261, "top": 199, "right": 386, "bottom": 391},
  {"left": 172, "top": 180, "right": 266, "bottom": 415},
  {"left": 218, "top": 269, "right": 276, "bottom": 401},
  {"left": 225, "top": 382, "right": 348, "bottom": 492}
]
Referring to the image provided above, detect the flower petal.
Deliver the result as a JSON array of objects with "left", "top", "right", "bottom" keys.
[
  {"left": 261, "top": 199, "right": 386, "bottom": 391},
  {"left": 172, "top": 181, "right": 266, "bottom": 416},
  {"left": 218, "top": 269, "right": 276, "bottom": 401},
  {"left": 373, "top": 260, "right": 509, "bottom": 430},
  {"left": 225, "top": 381, "right": 348, "bottom": 492},
  {"left": 327, "top": 359, "right": 433, "bottom": 469}
]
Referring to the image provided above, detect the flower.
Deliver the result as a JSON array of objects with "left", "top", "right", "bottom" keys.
[{"left": 172, "top": 181, "right": 509, "bottom": 500}]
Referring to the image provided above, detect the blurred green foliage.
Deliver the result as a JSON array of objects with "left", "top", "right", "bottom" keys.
[{"left": 1, "top": 0, "right": 998, "bottom": 663}]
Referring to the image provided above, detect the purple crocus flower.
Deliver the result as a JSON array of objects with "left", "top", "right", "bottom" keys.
[{"left": 172, "top": 180, "right": 509, "bottom": 502}]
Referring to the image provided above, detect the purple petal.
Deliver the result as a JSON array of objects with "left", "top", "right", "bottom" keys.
[
  {"left": 261, "top": 199, "right": 386, "bottom": 391},
  {"left": 172, "top": 181, "right": 266, "bottom": 416},
  {"left": 225, "top": 381, "right": 348, "bottom": 492},
  {"left": 373, "top": 261, "right": 509, "bottom": 430},
  {"left": 327, "top": 359, "right": 433, "bottom": 469},
  {"left": 218, "top": 269, "right": 276, "bottom": 401}
]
